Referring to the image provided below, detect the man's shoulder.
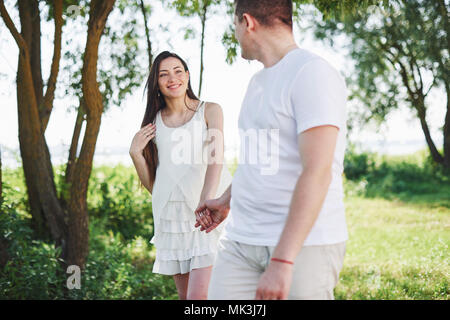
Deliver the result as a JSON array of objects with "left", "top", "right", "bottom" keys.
[
  {"left": 290, "top": 48, "right": 338, "bottom": 75},
  {"left": 289, "top": 49, "right": 346, "bottom": 91}
]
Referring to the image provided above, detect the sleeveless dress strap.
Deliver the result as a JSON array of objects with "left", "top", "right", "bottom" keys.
[{"left": 199, "top": 101, "right": 206, "bottom": 127}]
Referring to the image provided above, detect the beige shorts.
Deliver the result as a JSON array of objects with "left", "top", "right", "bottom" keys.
[{"left": 208, "top": 237, "right": 346, "bottom": 300}]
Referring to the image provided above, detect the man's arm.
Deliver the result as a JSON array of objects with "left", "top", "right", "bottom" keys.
[{"left": 255, "top": 125, "right": 339, "bottom": 300}]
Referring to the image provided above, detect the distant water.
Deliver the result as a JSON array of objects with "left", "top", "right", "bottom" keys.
[
  {"left": 0, "top": 138, "right": 441, "bottom": 169},
  {"left": 354, "top": 139, "right": 441, "bottom": 155}
]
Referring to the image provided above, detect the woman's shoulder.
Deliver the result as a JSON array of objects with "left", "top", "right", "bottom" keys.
[
  {"left": 202, "top": 101, "right": 223, "bottom": 115},
  {"left": 202, "top": 101, "right": 223, "bottom": 127}
]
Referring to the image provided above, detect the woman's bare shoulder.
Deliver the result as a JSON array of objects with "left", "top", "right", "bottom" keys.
[{"left": 203, "top": 101, "right": 223, "bottom": 127}]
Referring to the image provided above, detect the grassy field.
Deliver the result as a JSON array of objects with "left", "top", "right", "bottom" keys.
[
  {"left": 336, "top": 196, "right": 449, "bottom": 299},
  {"left": 1, "top": 151, "right": 449, "bottom": 299}
]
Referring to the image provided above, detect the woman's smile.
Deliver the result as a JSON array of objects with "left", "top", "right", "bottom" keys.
[{"left": 167, "top": 83, "right": 182, "bottom": 90}]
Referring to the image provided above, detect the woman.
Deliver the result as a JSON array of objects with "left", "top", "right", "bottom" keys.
[{"left": 129, "top": 51, "right": 232, "bottom": 300}]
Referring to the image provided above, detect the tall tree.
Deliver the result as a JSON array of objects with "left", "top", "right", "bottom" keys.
[
  {"left": 139, "top": 0, "right": 154, "bottom": 68},
  {"left": 168, "top": 0, "right": 221, "bottom": 97},
  {"left": 1, "top": 0, "right": 67, "bottom": 248},
  {"left": 0, "top": 0, "right": 147, "bottom": 268},
  {"left": 63, "top": 0, "right": 146, "bottom": 188},
  {"left": 65, "top": 0, "right": 116, "bottom": 268},
  {"left": 310, "top": 0, "right": 450, "bottom": 167}
]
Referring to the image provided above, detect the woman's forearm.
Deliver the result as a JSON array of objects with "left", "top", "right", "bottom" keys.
[
  {"left": 220, "top": 184, "right": 232, "bottom": 207},
  {"left": 200, "top": 163, "right": 223, "bottom": 202},
  {"left": 130, "top": 151, "right": 153, "bottom": 193}
]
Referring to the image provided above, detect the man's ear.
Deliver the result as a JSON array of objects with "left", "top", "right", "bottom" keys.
[{"left": 242, "top": 13, "right": 257, "bottom": 31}]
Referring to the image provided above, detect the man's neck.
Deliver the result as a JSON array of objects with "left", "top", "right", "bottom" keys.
[{"left": 254, "top": 31, "right": 298, "bottom": 68}]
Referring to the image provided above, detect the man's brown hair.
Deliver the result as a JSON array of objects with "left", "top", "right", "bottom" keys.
[{"left": 235, "top": 0, "right": 293, "bottom": 29}]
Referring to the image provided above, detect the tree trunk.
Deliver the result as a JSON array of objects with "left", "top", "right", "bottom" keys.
[
  {"left": 0, "top": 146, "right": 8, "bottom": 269},
  {"left": 198, "top": 2, "right": 207, "bottom": 97},
  {"left": 0, "top": 146, "right": 2, "bottom": 203},
  {"left": 18, "top": 0, "right": 43, "bottom": 109},
  {"left": 41, "top": 0, "right": 63, "bottom": 132},
  {"left": 415, "top": 96, "right": 444, "bottom": 165},
  {"left": 65, "top": 100, "right": 86, "bottom": 186},
  {"left": 16, "top": 0, "right": 67, "bottom": 246},
  {"left": 16, "top": 53, "right": 68, "bottom": 248},
  {"left": 139, "top": 0, "right": 153, "bottom": 68},
  {"left": 65, "top": 0, "right": 116, "bottom": 269},
  {"left": 0, "top": 236, "right": 8, "bottom": 269},
  {"left": 1, "top": 0, "right": 68, "bottom": 252},
  {"left": 443, "top": 86, "right": 450, "bottom": 168}
]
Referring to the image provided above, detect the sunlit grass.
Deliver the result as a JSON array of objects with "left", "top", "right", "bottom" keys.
[{"left": 335, "top": 196, "right": 450, "bottom": 300}]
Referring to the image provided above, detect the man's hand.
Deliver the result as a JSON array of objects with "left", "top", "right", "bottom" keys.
[
  {"left": 195, "top": 197, "right": 230, "bottom": 233},
  {"left": 255, "top": 261, "right": 293, "bottom": 300}
]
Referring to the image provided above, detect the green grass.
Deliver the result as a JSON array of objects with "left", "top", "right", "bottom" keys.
[
  {"left": 335, "top": 196, "right": 449, "bottom": 300},
  {"left": 1, "top": 158, "right": 449, "bottom": 299}
]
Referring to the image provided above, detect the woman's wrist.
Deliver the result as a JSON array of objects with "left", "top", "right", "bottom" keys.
[
  {"left": 129, "top": 148, "right": 143, "bottom": 158},
  {"left": 199, "top": 192, "right": 215, "bottom": 203}
]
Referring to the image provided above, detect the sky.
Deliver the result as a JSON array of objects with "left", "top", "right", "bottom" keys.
[{"left": 0, "top": 1, "right": 446, "bottom": 168}]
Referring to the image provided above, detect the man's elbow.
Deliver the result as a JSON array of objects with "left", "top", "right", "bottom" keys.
[{"left": 303, "top": 164, "right": 333, "bottom": 186}]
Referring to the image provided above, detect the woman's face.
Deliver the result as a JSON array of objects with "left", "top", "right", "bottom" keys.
[{"left": 157, "top": 57, "right": 190, "bottom": 99}]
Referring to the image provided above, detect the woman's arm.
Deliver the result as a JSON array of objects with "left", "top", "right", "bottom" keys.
[
  {"left": 129, "top": 123, "right": 156, "bottom": 194},
  {"left": 199, "top": 102, "right": 225, "bottom": 201},
  {"left": 130, "top": 151, "right": 154, "bottom": 193},
  {"left": 196, "top": 102, "right": 225, "bottom": 225}
]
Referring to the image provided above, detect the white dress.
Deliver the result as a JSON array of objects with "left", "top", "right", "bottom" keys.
[{"left": 150, "top": 101, "right": 233, "bottom": 275}]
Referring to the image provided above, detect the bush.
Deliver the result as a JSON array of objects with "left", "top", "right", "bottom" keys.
[
  {"left": 0, "top": 199, "right": 66, "bottom": 299},
  {"left": 344, "top": 148, "right": 450, "bottom": 204},
  {"left": 0, "top": 165, "right": 177, "bottom": 300},
  {"left": 88, "top": 165, "right": 154, "bottom": 241},
  {"left": 344, "top": 150, "right": 376, "bottom": 180}
]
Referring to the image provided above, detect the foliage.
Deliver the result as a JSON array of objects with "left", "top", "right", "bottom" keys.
[
  {"left": 1, "top": 156, "right": 449, "bottom": 299},
  {"left": 87, "top": 165, "right": 154, "bottom": 241},
  {"left": 310, "top": 0, "right": 449, "bottom": 166},
  {"left": 312, "top": 0, "right": 448, "bottom": 121},
  {"left": 344, "top": 148, "right": 450, "bottom": 206},
  {"left": 220, "top": 0, "right": 388, "bottom": 64},
  {"left": 0, "top": 180, "right": 66, "bottom": 299},
  {"left": 0, "top": 167, "right": 176, "bottom": 300},
  {"left": 61, "top": 0, "right": 147, "bottom": 112},
  {"left": 165, "top": 0, "right": 224, "bottom": 96},
  {"left": 296, "top": 0, "right": 390, "bottom": 19}
]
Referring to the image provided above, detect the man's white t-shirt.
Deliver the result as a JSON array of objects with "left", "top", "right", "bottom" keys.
[{"left": 225, "top": 48, "right": 348, "bottom": 246}]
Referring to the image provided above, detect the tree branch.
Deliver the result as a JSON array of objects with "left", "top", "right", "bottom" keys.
[
  {"left": 198, "top": 0, "right": 208, "bottom": 97},
  {"left": 139, "top": 0, "right": 153, "bottom": 69},
  {"left": 65, "top": 99, "right": 86, "bottom": 185},
  {"left": 41, "top": 0, "right": 63, "bottom": 132},
  {"left": 0, "top": 0, "right": 28, "bottom": 54}
]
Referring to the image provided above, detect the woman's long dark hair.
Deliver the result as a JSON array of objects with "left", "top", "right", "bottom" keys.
[{"left": 141, "top": 51, "right": 199, "bottom": 185}]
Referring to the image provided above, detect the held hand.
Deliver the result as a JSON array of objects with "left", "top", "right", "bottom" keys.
[
  {"left": 255, "top": 261, "right": 293, "bottom": 300},
  {"left": 129, "top": 123, "right": 156, "bottom": 156},
  {"left": 195, "top": 201, "right": 213, "bottom": 229},
  {"left": 195, "top": 197, "right": 230, "bottom": 233}
]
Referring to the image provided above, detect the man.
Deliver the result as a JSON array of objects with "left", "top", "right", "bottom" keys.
[{"left": 195, "top": 0, "right": 348, "bottom": 300}]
